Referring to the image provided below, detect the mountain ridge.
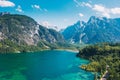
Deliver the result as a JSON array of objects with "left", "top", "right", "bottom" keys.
[
  {"left": 0, "top": 14, "right": 65, "bottom": 53},
  {"left": 62, "top": 16, "right": 120, "bottom": 44}
]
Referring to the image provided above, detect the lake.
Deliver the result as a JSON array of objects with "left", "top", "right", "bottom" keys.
[{"left": 0, "top": 50, "right": 94, "bottom": 80}]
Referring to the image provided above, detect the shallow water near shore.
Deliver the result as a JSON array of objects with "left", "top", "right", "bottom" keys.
[{"left": 0, "top": 50, "right": 94, "bottom": 80}]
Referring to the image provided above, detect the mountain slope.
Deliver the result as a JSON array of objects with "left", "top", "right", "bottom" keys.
[
  {"left": 62, "top": 16, "right": 120, "bottom": 44},
  {"left": 0, "top": 14, "right": 64, "bottom": 46}
]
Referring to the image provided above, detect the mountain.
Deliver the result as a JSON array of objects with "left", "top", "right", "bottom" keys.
[
  {"left": 0, "top": 14, "right": 64, "bottom": 46},
  {"left": 62, "top": 21, "right": 86, "bottom": 43},
  {"left": 62, "top": 16, "right": 120, "bottom": 44}
]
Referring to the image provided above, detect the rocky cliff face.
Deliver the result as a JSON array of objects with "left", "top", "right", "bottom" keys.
[
  {"left": 0, "top": 14, "right": 64, "bottom": 46},
  {"left": 62, "top": 16, "right": 120, "bottom": 44}
]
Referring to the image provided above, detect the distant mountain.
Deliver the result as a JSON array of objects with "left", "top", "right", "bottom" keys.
[
  {"left": 62, "top": 16, "right": 120, "bottom": 44},
  {"left": 0, "top": 14, "right": 64, "bottom": 46}
]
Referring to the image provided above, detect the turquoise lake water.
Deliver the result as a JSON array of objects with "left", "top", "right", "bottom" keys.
[{"left": 0, "top": 50, "right": 94, "bottom": 80}]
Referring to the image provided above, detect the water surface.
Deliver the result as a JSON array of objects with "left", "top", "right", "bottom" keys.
[{"left": 0, "top": 50, "right": 94, "bottom": 80}]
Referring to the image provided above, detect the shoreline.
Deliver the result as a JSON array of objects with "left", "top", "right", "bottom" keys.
[
  {"left": 0, "top": 48, "right": 79, "bottom": 54},
  {"left": 54, "top": 49, "right": 79, "bottom": 53}
]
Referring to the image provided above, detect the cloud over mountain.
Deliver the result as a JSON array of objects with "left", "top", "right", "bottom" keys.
[{"left": 74, "top": 0, "right": 120, "bottom": 18}]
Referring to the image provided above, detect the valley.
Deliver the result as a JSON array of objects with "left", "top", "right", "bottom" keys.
[{"left": 0, "top": 13, "right": 119, "bottom": 80}]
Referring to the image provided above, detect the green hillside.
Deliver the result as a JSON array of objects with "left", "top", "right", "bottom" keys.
[{"left": 77, "top": 43, "right": 120, "bottom": 80}]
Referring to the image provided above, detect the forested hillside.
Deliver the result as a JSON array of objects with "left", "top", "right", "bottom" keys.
[{"left": 77, "top": 43, "right": 120, "bottom": 80}]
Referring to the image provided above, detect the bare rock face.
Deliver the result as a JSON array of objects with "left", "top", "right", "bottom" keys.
[
  {"left": 62, "top": 16, "right": 120, "bottom": 44},
  {"left": 0, "top": 14, "right": 64, "bottom": 45}
]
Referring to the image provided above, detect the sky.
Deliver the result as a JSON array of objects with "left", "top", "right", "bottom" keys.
[{"left": 0, "top": 0, "right": 120, "bottom": 30}]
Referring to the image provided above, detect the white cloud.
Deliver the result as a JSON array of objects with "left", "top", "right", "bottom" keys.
[
  {"left": 79, "top": 13, "right": 84, "bottom": 17},
  {"left": 73, "top": 0, "right": 92, "bottom": 8},
  {"left": 93, "top": 5, "right": 106, "bottom": 12},
  {"left": 0, "top": 0, "right": 15, "bottom": 7},
  {"left": 102, "top": 13, "right": 110, "bottom": 18},
  {"left": 31, "top": 5, "right": 40, "bottom": 9},
  {"left": 41, "top": 21, "right": 51, "bottom": 28},
  {"left": 16, "top": 5, "right": 24, "bottom": 13},
  {"left": 73, "top": 0, "right": 120, "bottom": 18},
  {"left": 31, "top": 5, "right": 48, "bottom": 12},
  {"left": 81, "top": 2, "right": 92, "bottom": 8},
  {"left": 92, "top": 5, "right": 120, "bottom": 18},
  {"left": 73, "top": 0, "right": 81, "bottom": 7},
  {"left": 111, "top": 8, "right": 120, "bottom": 14},
  {"left": 41, "top": 21, "right": 59, "bottom": 30},
  {"left": 92, "top": 4, "right": 110, "bottom": 18}
]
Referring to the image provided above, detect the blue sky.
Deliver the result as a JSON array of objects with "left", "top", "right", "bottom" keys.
[{"left": 0, "top": 0, "right": 120, "bottom": 30}]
